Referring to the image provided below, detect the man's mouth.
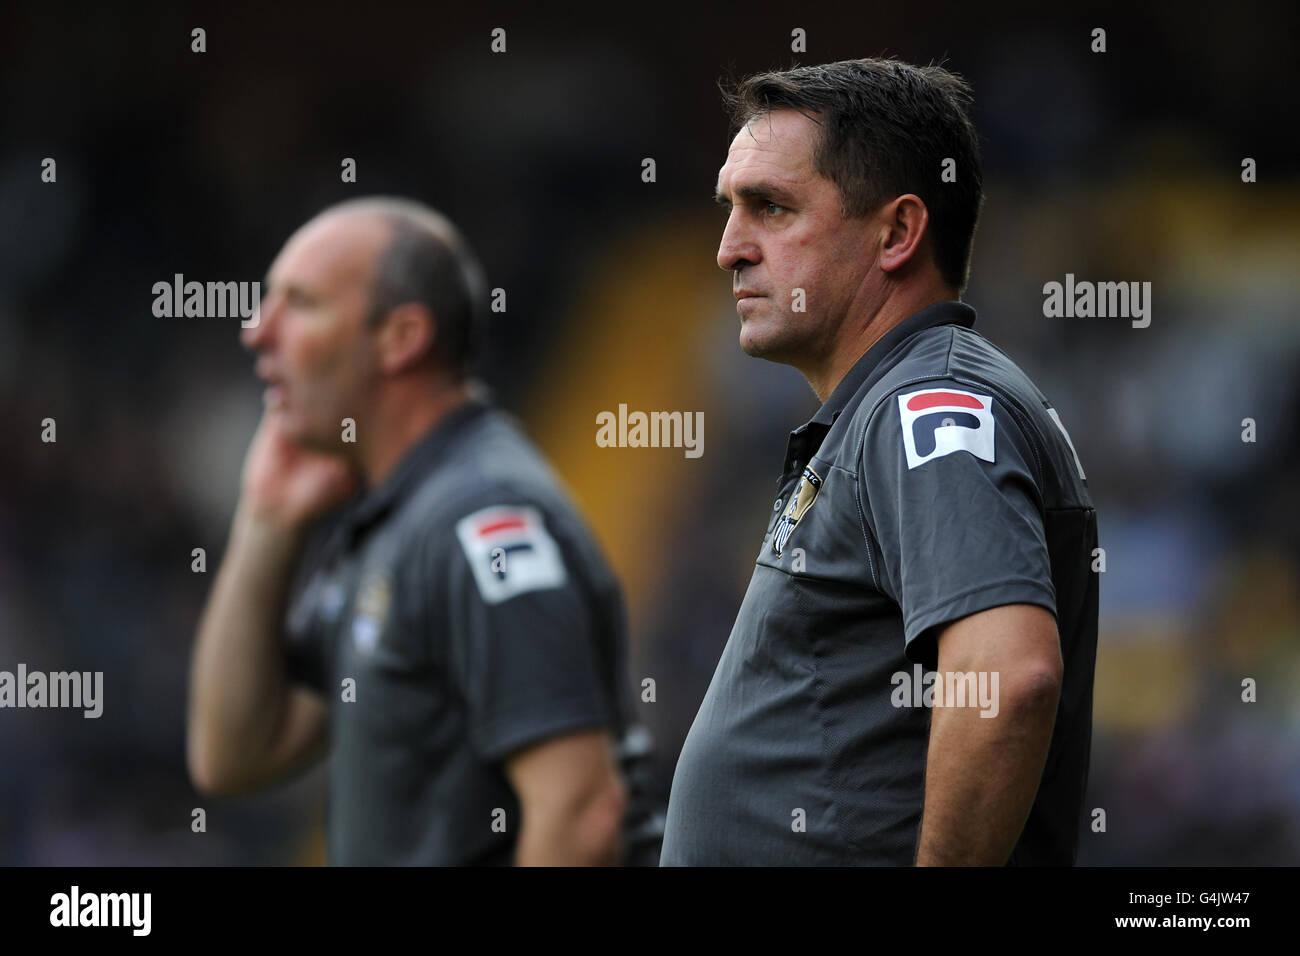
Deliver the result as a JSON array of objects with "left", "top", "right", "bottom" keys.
[{"left": 255, "top": 359, "right": 287, "bottom": 408}]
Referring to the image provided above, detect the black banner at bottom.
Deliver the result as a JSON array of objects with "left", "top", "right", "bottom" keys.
[{"left": 1, "top": 865, "right": 1283, "bottom": 941}]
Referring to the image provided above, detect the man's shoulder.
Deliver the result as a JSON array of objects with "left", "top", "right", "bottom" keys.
[
  {"left": 845, "top": 321, "right": 1092, "bottom": 509},
  {"left": 398, "top": 408, "right": 600, "bottom": 561},
  {"left": 853, "top": 323, "right": 1047, "bottom": 436},
  {"left": 404, "top": 408, "right": 559, "bottom": 512}
]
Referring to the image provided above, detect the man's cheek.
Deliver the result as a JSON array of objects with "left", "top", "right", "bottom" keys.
[{"left": 290, "top": 336, "right": 341, "bottom": 387}]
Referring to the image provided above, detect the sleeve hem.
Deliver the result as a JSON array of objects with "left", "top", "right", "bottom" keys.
[
  {"left": 903, "top": 579, "right": 1058, "bottom": 652},
  {"left": 474, "top": 703, "right": 615, "bottom": 763}
]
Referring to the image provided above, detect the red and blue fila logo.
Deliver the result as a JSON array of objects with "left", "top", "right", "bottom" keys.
[
  {"left": 896, "top": 387, "right": 996, "bottom": 469},
  {"left": 454, "top": 505, "right": 567, "bottom": 605},
  {"left": 472, "top": 513, "right": 538, "bottom": 579}
]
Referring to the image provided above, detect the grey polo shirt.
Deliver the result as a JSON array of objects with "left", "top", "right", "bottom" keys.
[
  {"left": 661, "top": 300, "right": 1098, "bottom": 866},
  {"left": 283, "top": 397, "right": 660, "bottom": 865}
]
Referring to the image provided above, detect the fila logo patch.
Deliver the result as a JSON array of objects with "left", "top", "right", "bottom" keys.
[
  {"left": 454, "top": 505, "right": 567, "bottom": 605},
  {"left": 897, "top": 387, "right": 995, "bottom": 470}
]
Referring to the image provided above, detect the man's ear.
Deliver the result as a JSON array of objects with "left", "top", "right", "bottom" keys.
[
  {"left": 877, "top": 194, "right": 930, "bottom": 275},
  {"left": 375, "top": 302, "right": 437, "bottom": 374}
]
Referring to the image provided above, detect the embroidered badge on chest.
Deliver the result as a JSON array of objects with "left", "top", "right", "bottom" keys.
[
  {"left": 772, "top": 465, "right": 822, "bottom": 556},
  {"left": 351, "top": 569, "right": 392, "bottom": 654},
  {"left": 318, "top": 579, "right": 347, "bottom": 623}
]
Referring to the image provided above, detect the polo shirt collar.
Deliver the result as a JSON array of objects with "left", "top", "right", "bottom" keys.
[
  {"left": 345, "top": 396, "right": 491, "bottom": 537},
  {"left": 779, "top": 300, "right": 975, "bottom": 482},
  {"left": 810, "top": 299, "right": 976, "bottom": 427}
]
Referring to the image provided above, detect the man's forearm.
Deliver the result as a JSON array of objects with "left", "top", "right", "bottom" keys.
[
  {"left": 914, "top": 682, "right": 1059, "bottom": 865},
  {"left": 186, "top": 507, "right": 303, "bottom": 790}
]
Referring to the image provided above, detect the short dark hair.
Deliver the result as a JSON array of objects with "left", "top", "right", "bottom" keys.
[
  {"left": 723, "top": 58, "right": 984, "bottom": 292},
  {"left": 325, "top": 197, "right": 487, "bottom": 378}
]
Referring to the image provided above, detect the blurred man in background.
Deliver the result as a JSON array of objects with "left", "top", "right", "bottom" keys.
[
  {"left": 662, "top": 59, "right": 1098, "bottom": 865},
  {"left": 187, "top": 197, "right": 661, "bottom": 865}
]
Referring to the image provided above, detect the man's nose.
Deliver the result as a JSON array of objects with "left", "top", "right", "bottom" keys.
[
  {"left": 240, "top": 290, "right": 276, "bottom": 350},
  {"left": 717, "top": 212, "right": 759, "bottom": 272}
]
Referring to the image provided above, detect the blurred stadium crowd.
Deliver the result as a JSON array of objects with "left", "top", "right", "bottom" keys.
[{"left": 2, "top": 4, "right": 1298, "bottom": 864}]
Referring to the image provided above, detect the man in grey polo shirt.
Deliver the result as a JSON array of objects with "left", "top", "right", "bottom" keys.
[
  {"left": 187, "top": 197, "right": 660, "bottom": 865},
  {"left": 662, "top": 59, "right": 1098, "bottom": 865}
]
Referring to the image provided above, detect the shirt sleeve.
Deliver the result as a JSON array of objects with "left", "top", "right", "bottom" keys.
[
  {"left": 282, "top": 515, "right": 346, "bottom": 696},
  {"left": 858, "top": 380, "right": 1057, "bottom": 664},
  {"left": 441, "top": 501, "right": 617, "bottom": 762},
  {"left": 284, "top": 613, "right": 328, "bottom": 694}
]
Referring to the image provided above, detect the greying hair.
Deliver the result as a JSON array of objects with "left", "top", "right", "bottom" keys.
[{"left": 323, "top": 196, "right": 487, "bottom": 377}]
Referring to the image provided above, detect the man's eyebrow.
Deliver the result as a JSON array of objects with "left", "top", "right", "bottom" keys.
[{"left": 714, "top": 182, "right": 796, "bottom": 207}]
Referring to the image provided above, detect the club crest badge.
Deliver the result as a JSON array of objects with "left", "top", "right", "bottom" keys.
[
  {"left": 772, "top": 465, "right": 822, "bottom": 556},
  {"left": 351, "top": 570, "right": 391, "bottom": 653}
]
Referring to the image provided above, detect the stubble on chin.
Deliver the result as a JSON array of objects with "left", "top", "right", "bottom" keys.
[
  {"left": 277, "top": 408, "right": 333, "bottom": 453},
  {"left": 738, "top": 309, "right": 802, "bottom": 364}
]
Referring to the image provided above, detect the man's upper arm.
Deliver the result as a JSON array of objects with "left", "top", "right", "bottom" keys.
[
  {"left": 858, "top": 380, "right": 1058, "bottom": 663},
  {"left": 225, "top": 528, "right": 333, "bottom": 793},
  {"left": 205, "top": 685, "right": 328, "bottom": 796},
  {"left": 266, "top": 685, "right": 331, "bottom": 780},
  {"left": 935, "top": 604, "right": 1063, "bottom": 703},
  {"left": 269, "top": 552, "right": 333, "bottom": 785},
  {"left": 503, "top": 726, "right": 626, "bottom": 865},
  {"left": 504, "top": 727, "right": 624, "bottom": 817},
  {"left": 441, "top": 500, "right": 618, "bottom": 762}
]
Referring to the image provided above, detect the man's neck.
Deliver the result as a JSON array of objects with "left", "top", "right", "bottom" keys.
[
  {"left": 358, "top": 379, "right": 473, "bottom": 487},
  {"left": 807, "top": 282, "right": 957, "bottom": 403}
]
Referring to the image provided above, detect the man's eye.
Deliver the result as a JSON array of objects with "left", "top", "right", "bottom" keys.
[{"left": 764, "top": 202, "right": 785, "bottom": 216}]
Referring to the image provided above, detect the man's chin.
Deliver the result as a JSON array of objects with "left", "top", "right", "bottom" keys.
[
  {"left": 274, "top": 409, "right": 335, "bottom": 452},
  {"left": 738, "top": 323, "right": 796, "bottom": 364}
]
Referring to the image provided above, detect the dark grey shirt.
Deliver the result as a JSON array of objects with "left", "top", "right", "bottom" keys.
[
  {"left": 284, "top": 398, "right": 659, "bottom": 865},
  {"left": 661, "top": 301, "right": 1098, "bottom": 865}
]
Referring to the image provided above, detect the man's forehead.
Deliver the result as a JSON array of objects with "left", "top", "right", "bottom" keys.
[
  {"left": 271, "top": 211, "right": 390, "bottom": 284},
  {"left": 717, "top": 110, "right": 818, "bottom": 192}
]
